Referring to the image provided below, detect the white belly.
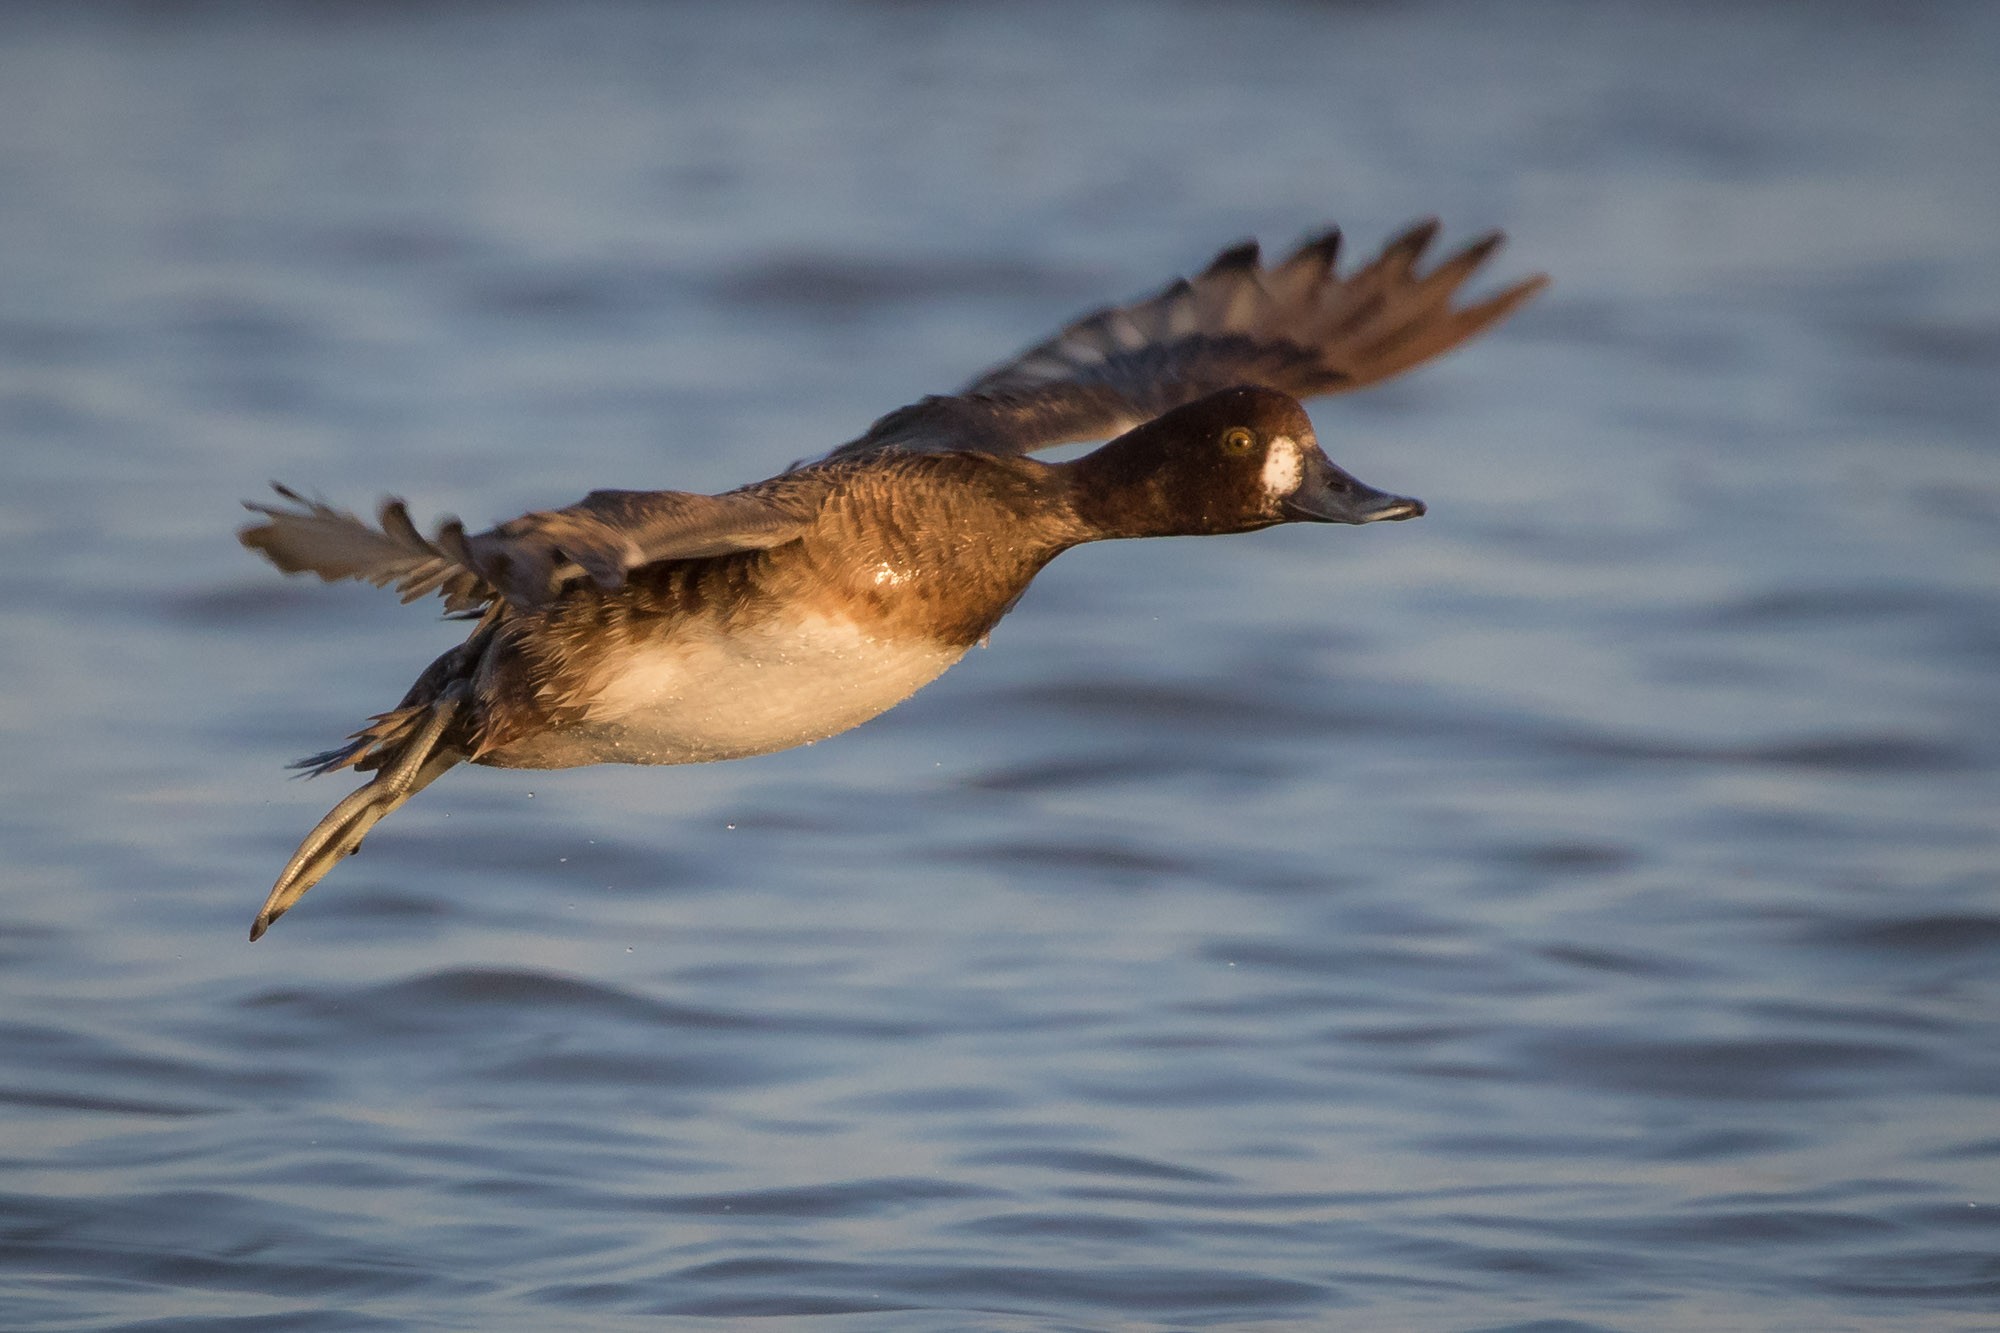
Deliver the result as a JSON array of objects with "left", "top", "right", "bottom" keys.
[{"left": 497, "top": 612, "right": 966, "bottom": 768}]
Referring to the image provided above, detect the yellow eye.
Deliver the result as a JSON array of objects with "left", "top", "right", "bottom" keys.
[{"left": 1222, "top": 427, "right": 1255, "bottom": 453}]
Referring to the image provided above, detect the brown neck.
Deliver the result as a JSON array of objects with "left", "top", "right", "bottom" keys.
[{"left": 1056, "top": 427, "right": 1183, "bottom": 541}]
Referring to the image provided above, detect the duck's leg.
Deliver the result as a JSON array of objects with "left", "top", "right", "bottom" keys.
[{"left": 250, "top": 686, "right": 467, "bottom": 941}]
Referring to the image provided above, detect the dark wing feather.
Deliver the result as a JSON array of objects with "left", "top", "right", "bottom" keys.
[
  {"left": 240, "top": 485, "right": 490, "bottom": 612},
  {"left": 467, "top": 487, "right": 812, "bottom": 606},
  {"left": 241, "top": 483, "right": 813, "bottom": 610},
  {"left": 819, "top": 220, "right": 1546, "bottom": 462}
]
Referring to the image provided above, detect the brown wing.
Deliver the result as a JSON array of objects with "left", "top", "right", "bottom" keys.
[
  {"left": 818, "top": 219, "right": 1546, "bottom": 462},
  {"left": 240, "top": 485, "right": 490, "bottom": 611},
  {"left": 241, "top": 483, "right": 813, "bottom": 611}
]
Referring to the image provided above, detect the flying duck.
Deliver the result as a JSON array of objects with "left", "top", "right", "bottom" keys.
[{"left": 240, "top": 219, "right": 1546, "bottom": 938}]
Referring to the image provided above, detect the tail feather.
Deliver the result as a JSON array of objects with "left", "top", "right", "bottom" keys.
[
  {"left": 289, "top": 702, "right": 436, "bottom": 777},
  {"left": 288, "top": 608, "right": 503, "bottom": 777}
]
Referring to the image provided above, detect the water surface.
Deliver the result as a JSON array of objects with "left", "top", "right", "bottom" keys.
[{"left": 1, "top": 3, "right": 1997, "bottom": 1329}]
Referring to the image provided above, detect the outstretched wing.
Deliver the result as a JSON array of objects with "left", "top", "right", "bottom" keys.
[
  {"left": 242, "top": 483, "right": 812, "bottom": 611},
  {"left": 468, "top": 486, "right": 812, "bottom": 606},
  {"left": 819, "top": 219, "right": 1546, "bottom": 463},
  {"left": 240, "top": 485, "right": 489, "bottom": 610}
]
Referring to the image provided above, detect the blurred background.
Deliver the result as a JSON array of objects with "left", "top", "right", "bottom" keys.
[{"left": 2, "top": 3, "right": 1996, "bottom": 1329}]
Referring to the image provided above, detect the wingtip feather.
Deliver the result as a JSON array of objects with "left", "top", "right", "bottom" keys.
[{"left": 1202, "top": 239, "right": 1262, "bottom": 276}]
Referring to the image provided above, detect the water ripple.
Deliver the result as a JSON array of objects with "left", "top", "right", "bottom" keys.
[{"left": 4, "top": 3, "right": 1999, "bottom": 1330}]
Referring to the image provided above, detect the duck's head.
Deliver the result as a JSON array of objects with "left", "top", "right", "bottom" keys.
[{"left": 1066, "top": 386, "right": 1425, "bottom": 540}]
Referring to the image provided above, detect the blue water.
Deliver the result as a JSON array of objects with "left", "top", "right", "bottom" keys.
[{"left": 2, "top": 3, "right": 1997, "bottom": 1329}]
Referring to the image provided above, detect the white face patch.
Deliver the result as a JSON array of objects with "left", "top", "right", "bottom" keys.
[{"left": 1259, "top": 436, "right": 1305, "bottom": 498}]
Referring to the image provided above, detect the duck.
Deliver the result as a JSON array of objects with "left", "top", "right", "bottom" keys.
[{"left": 239, "top": 219, "right": 1546, "bottom": 939}]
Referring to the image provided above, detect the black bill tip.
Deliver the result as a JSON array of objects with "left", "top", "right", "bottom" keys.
[{"left": 1283, "top": 457, "right": 1427, "bottom": 525}]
